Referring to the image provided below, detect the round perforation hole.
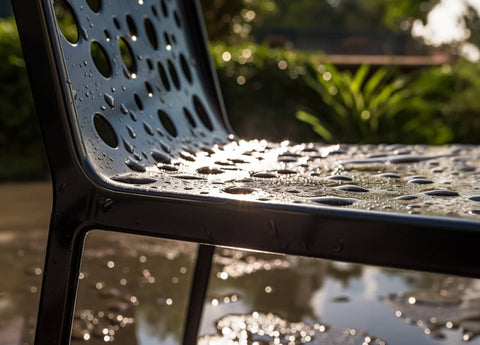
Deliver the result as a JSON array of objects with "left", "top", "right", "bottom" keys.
[
  {"left": 119, "top": 37, "right": 136, "bottom": 77},
  {"left": 157, "top": 62, "right": 171, "bottom": 91},
  {"left": 86, "top": 0, "right": 101, "bottom": 13},
  {"left": 145, "top": 82, "right": 154, "bottom": 97},
  {"left": 93, "top": 113, "right": 118, "bottom": 148},
  {"left": 144, "top": 18, "right": 158, "bottom": 49},
  {"left": 53, "top": 0, "right": 79, "bottom": 44},
  {"left": 151, "top": 5, "right": 158, "bottom": 18},
  {"left": 167, "top": 60, "right": 180, "bottom": 90},
  {"left": 104, "top": 29, "right": 111, "bottom": 41},
  {"left": 160, "top": 0, "right": 169, "bottom": 17},
  {"left": 163, "top": 32, "right": 171, "bottom": 46},
  {"left": 146, "top": 58, "right": 154, "bottom": 70},
  {"left": 173, "top": 10, "right": 181, "bottom": 28},
  {"left": 183, "top": 107, "right": 196, "bottom": 128},
  {"left": 113, "top": 16, "right": 121, "bottom": 29},
  {"left": 134, "top": 93, "right": 143, "bottom": 110},
  {"left": 126, "top": 14, "right": 137, "bottom": 40},
  {"left": 180, "top": 54, "right": 192, "bottom": 84},
  {"left": 193, "top": 95, "right": 214, "bottom": 131},
  {"left": 90, "top": 41, "right": 111, "bottom": 78},
  {"left": 158, "top": 109, "right": 177, "bottom": 137}
]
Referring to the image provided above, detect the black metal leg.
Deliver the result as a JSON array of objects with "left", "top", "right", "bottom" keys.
[
  {"left": 34, "top": 221, "right": 85, "bottom": 345},
  {"left": 183, "top": 244, "right": 215, "bottom": 345}
]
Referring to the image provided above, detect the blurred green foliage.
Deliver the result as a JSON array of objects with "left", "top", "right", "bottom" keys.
[
  {"left": 210, "top": 42, "right": 322, "bottom": 141},
  {"left": 296, "top": 63, "right": 454, "bottom": 144},
  {"left": 202, "top": 0, "right": 438, "bottom": 42},
  {"left": 0, "top": 18, "right": 47, "bottom": 180}
]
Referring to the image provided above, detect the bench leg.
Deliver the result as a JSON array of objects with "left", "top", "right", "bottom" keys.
[
  {"left": 34, "top": 222, "right": 85, "bottom": 345},
  {"left": 183, "top": 244, "right": 215, "bottom": 345}
]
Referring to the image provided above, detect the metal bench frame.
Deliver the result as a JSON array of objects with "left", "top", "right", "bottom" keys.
[{"left": 12, "top": 0, "right": 480, "bottom": 344}]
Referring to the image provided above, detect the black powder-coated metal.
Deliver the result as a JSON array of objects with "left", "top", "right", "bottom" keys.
[
  {"left": 11, "top": 0, "right": 480, "bottom": 344},
  {"left": 183, "top": 245, "right": 214, "bottom": 345}
]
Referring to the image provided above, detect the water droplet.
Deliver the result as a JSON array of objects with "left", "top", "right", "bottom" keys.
[
  {"left": 174, "top": 175, "right": 205, "bottom": 180},
  {"left": 120, "top": 104, "right": 128, "bottom": 114},
  {"left": 125, "top": 158, "right": 146, "bottom": 172},
  {"left": 277, "top": 169, "right": 297, "bottom": 175},
  {"left": 157, "top": 164, "right": 178, "bottom": 171},
  {"left": 334, "top": 185, "right": 369, "bottom": 192},
  {"left": 377, "top": 173, "right": 401, "bottom": 179},
  {"left": 197, "top": 166, "right": 224, "bottom": 175},
  {"left": 252, "top": 172, "right": 277, "bottom": 178},
  {"left": 180, "top": 152, "right": 195, "bottom": 162},
  {"left": 79, "top": 27, "right": 88, "bottom": 40},
  {"left": 151, "top": 150, "right": 171, "bottom": 164},
  {"left": 311, "top": 196, "right": 358, "bottom": 206},
  {"left": 123, "top": 139, "right": 134, "bottom": 154},
  {"left": 143, "top": 122, "right": 154, "bottom": 135},
  {"left": 327, "top": 175, "right": 353, "bottom": 181},
  {"left": 104, "top": 93, "right": 115, "bottom": 108},
  {"left": 129, "top": 110, "right": 138, "bottom": 121},
  {"left": 112, "top": 175, "right": 156, "bottom": 184},
  {"left": 408, "top": 178, "right": 433, "bottom": 185},
  {"left": 395, "top": 195, "right": 418, "bottom": 201},
  {"left": 126, "top": 125, "right": 136, "bottom": 138},
  {"left": 424, "top": 190, "right": 459, "bottom": 197},
  {"left": 224, "top": 186, "right": 255, "bottom": 195}
]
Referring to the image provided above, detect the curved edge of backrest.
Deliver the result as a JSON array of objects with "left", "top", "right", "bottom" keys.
[{"left": 12, "top": 0, "right": 86, "bottom": 186}]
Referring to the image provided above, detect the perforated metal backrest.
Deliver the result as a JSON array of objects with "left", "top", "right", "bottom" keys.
[{"left": 46, "top": 0, "right": 232, "bottom": 179}]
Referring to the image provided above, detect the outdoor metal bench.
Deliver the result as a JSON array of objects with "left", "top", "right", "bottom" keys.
[{"left": 12, "top": 0, "right": 480, "bottom": 344}]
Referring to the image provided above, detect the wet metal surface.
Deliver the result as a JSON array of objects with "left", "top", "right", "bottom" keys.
[
  {"left": 1, "top": 182, "right": 480, "bottom": 345},
  {"left": 47, "top": 1, "right": 480, "bottom": 222},
  {"left": 108, "top": 141, "right": 480, "bottom": 221}
]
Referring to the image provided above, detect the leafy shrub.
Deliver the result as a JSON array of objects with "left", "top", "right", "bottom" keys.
[
  {"left": 296, "top": 62, "right": 461, "bottom": 144},
  {"left": 0, "top": 18, "right": 47, "bottom": 180}
]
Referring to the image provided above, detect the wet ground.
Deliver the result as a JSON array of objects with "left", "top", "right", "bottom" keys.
[{"left": 1, "top": 182, "right": 480, "bottom": 345}]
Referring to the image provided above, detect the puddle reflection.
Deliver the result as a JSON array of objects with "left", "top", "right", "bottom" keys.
[{"left": 1, "top": 229, "right": 480, "bottom": 345}]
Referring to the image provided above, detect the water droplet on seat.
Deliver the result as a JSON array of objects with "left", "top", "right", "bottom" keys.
[
  {"left": 424, "top": 190, "right": 459, "bottom": 197},
  {"left": 311, "top": 196, "right": 358, "bottom": 206},
  {"left": 408, "top": 178, "right": 433, "bottom": 185},
  {"left": 151, "top": 150, "right": 171, "bottom": 164},
  {"left": 395, "top": 195, "right": 418, "bottom": 201},
  {"left": 224, "top": 186, "right": 255, "bottom": 195},
  {"left": 157, "top": 164, "right": 178, "bottom": 171},
  {"left": 125, "top": 158, "right": 146, "bottom": 172},
  {"left": 334, "top": 185, "right": 369, "bottom": 192},
  {"left": 112, "top": 175, "right": 156, "bottom": 184},
  {"left": 277, "top": 169, "right": 297, "bottom": 175},
  {"left": 327, "top": 175, "right": 353, "bottom": 181},
  {"left": 197, "top": 166, "right": 224, "bottom": 175},
  {"left": 252, "top": 172, "right": 277, "bottom": 178},
  {"left": 377, "top": 173, "right": 401, "bottom": 179}
]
